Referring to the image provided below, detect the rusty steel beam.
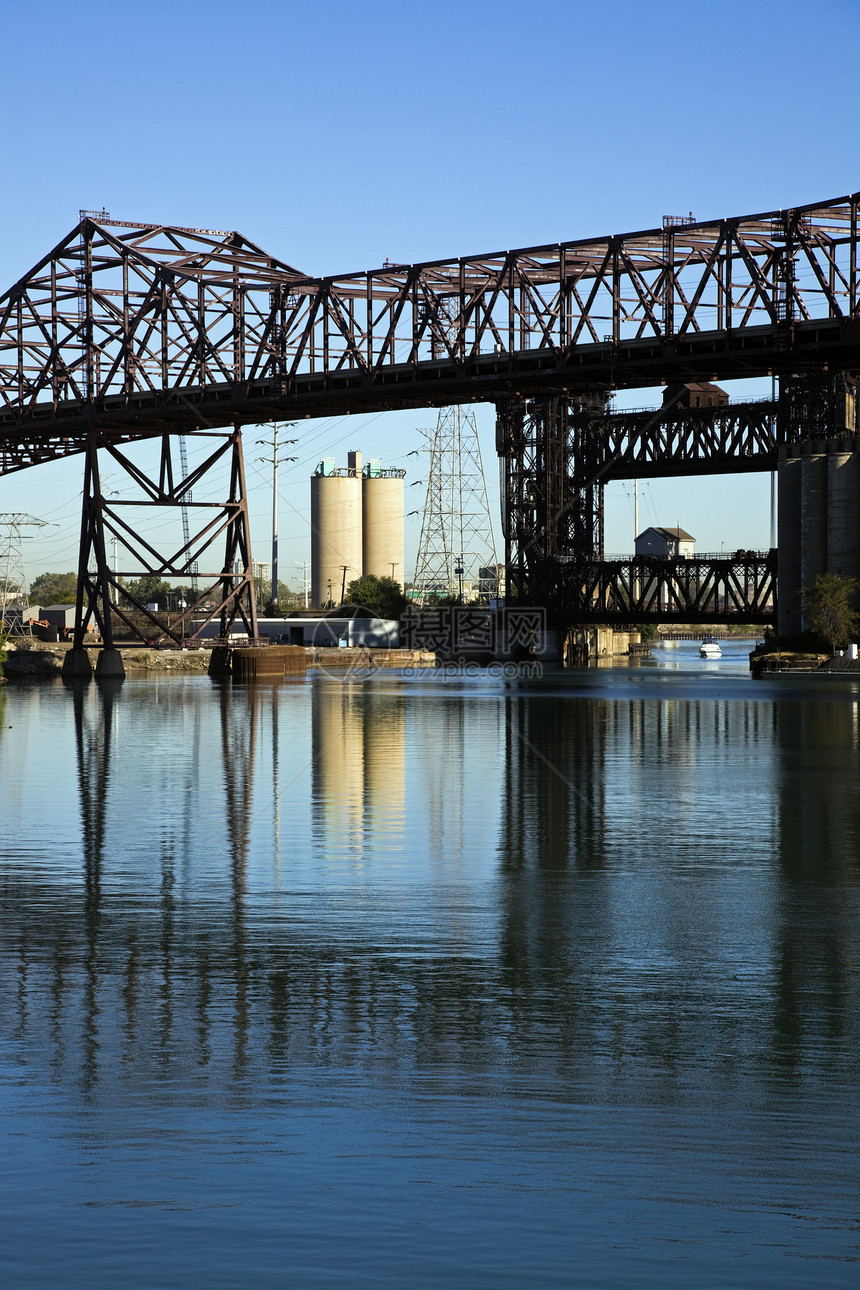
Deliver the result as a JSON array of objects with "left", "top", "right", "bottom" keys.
[
  {"left": 70, "top": 426, "right": 258, "bottom": 649},
  {"left": 0, "top": 195, "right": 858, "bottom": 457},
  {"left": 499, "top": 372, "right": 857, "bottom": 606},
  {"left": 580, "top": 399, "right": 780, "bottom": 482},
  {"left": 498, "top": 395, "right": 607, "bottom": 602},
  {"left": 555, "top": 553, "right": 777, "bottom": 625}
]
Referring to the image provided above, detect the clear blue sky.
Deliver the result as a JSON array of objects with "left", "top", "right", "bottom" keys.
[{"left": 2, "top": 0, "right": 858, "bottom": 585}]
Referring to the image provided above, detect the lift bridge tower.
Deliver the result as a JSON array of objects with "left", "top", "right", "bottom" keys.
[{"left": 413, "top": 406, "right": 498, "bottom": 601}]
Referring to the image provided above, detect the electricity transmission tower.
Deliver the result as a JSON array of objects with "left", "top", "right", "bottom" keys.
[
  {"left": 413, "top": 406, "right": 497, "bottom": 600},
  {"left": 0, "top": 513, "right": 50, "bottom": 631}
]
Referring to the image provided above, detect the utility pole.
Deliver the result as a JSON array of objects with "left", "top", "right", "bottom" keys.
[
  {"left": 295, "top": 561, "right": 310, "bottom": 608},
  {"left": 257, "top": 424, "right": 296, "bottom": 609}
]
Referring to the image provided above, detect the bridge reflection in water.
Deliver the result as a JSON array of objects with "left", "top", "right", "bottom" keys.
[{"left": 0, "top": 675, "right": 858, "bottom": 1104}]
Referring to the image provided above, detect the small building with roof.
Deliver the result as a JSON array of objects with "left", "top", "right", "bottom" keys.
[
  {"left": 635, "top": 527, "right": 696, "bottom": 559},
  {"left": 662, "top": 382, "right": 729, "bottom": 409}
]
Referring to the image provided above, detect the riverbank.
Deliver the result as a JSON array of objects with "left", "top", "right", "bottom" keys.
[
  {"left": 1, "top": 639, "right": 437, "bottom": 678},
  {"left": 750, "top": 649, "right": 860, "bottom": 678}
]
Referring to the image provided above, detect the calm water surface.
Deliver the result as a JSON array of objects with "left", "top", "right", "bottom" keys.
[{"left": 1, "top": 642, "right": 858, "bottom": 1287}]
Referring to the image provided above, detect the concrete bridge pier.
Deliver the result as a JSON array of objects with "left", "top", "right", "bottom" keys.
[
  {"left": 827, "top": 448, "right": 860, "bottom": 581},
  {"left": 61, "top": 648, "right": 93, "bottom": 680},
  {"left": 95, "top": 648, "right": 125, "bottom": 680},
  {"left": 778, "top": 438, "right": 860, "bottom": 636}
]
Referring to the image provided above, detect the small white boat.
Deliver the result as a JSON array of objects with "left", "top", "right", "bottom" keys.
[{"left": 699, "top": 637, "right": 723, "bottom": 658}]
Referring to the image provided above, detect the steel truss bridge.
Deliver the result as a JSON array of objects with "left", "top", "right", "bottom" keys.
[
  {"left": 0, "top": 192, "right": 858, "bottom": 647},
  {"left": 555, "top": 552, "right": 777, "bottom": 625}
]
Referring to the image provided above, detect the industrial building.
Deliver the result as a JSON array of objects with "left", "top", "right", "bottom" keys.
[{"left": 310, "top": 451, "right": 404, "bottom": 606}]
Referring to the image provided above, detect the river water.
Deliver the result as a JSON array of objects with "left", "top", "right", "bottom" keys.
[{"left": 1, "top": 642, "right": 858, "bottom": 1287}]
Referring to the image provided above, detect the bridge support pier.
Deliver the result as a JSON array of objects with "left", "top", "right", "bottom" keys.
[
  {"left": 496, "top": 394, "right": 606, "bottom": 604},
  {"left": 777, "top": 373, "right": 859, "bottom": 636},
  {"left": 68, "top": 425, "right": 259, "bottom": 652},
  {"left": 95, "top": 648, "right": 125, "bottom": 680},
  {"left": 61, "top": 648, "right": 93, "bottom": 680},
  {"left": 778, "top": 437, "right": 860, "bottom": 636}
]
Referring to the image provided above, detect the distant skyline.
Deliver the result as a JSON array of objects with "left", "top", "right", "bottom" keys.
[{"left": 3, "top": 0, "right": 857, "bottom": 588}]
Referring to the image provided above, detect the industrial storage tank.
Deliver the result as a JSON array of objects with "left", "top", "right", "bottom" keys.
[
  {"left": 362, "top": 461, "right": 405, "bottom": 585},
  {"left": 310, "top": 451, "right": 363, "bottom": 606}
]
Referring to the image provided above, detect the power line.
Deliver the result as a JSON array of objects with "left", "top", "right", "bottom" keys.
[{"left": 0, "top": 513, "right": 54, "bottom": 631}]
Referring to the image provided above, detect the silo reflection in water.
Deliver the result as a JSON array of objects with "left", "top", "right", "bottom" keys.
[{"left": 311, "top": 678, "right": 406, "bottom": 863}]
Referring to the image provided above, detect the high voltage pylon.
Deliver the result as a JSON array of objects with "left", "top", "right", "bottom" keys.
[
  {"left": 0, "top": 513, "right": 50, "bottom": 630},
  {"left": 413, "top": 406, "right": 497, "bottom": 601}
]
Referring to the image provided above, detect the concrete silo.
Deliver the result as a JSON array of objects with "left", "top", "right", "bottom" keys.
[
  {"left": 311, "top": 451, "right": 363, "bottom": 606},
  {"left": 362, "top": 460, "right": 405, "bottom": 585}
]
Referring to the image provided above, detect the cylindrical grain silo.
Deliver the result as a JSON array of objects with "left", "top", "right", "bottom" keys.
[
  {"left": 362, "top": 464, "right": 405, "bottom": 586},
  {"left": 311, "top": 454, "right": 363, "bottom": 606},
  {"left": 777, "top": 445, "right": 802, "bottom": 636},
  {"left": 826, "top": 441, "right": 860, "bottom": 582},
  {"left": 800, "top": 443, "right": 827, "bottom": 626}
]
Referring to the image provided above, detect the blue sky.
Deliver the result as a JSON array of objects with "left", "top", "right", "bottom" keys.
[{"left": 2, "top": 0, "right": 858, "bottom": 586}]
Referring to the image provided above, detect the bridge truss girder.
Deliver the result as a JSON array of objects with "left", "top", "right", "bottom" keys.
[
  {"left": 0, "top": 194, "right": 858, "bottom": 454},
  {"left": 72, "top": 427, "right": 258, "bottom": 650},
  {"left": 583, "top": 399, "right": 779, "bottom": 482},
  {"left": 0, "top": 197, "right": 857, "bottom": 641},
  {"left": 559, "top": 554, "right": 777, "bottom": 625}
]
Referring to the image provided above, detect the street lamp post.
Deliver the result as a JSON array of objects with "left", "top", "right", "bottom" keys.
[{"left": 295, "top": 561, "right": 310, "bottom": 609}]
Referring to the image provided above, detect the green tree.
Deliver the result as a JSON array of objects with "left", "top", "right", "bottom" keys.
[
  {"left": 29, "top": 571, "right": 79, "bottom": 605},
  {"left": 802, "top": 572, "right": 860, "bottom": 655},
  {"left": 345, "top": 574, "right": 407, "bottom": 619},
  {"left": 258, "top": 579, "right": 300, "bottom": 616},
  {"left": 119, "top": 575, "right": 173, "bottom": 608}
]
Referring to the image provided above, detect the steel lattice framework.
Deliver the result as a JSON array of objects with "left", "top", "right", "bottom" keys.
[
  {"left": 580, "top": 399, "right": 779, "bottom": 482},
  {"left": 498, "top": 371, "right": 857, "bottom": 607},
  {"left": 559, "top": 553, "right": 777, "bottom": 625},
  {"left": 413, "top": 405, "right": 497, "bottom": 597},
  {"left": 0, "top": 195, "right": 858, "bottom": 638},
  {"left": 1, "top": 194, "right": 858, "bottom": 466}
]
